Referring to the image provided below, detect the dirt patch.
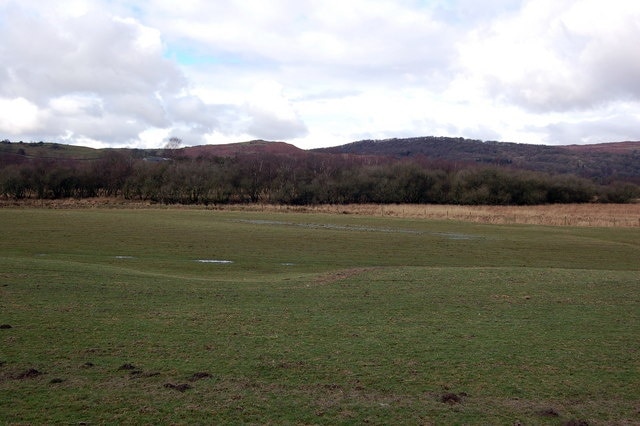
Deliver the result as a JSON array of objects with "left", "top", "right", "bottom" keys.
[
  {"left": 164, "top": 383, "right": 192, "bottom": 392},
  {"left": 440, "top": 392, "right": 467, "bottom": 404},
  {"left": 537, "top": 408, "right": 560, "bottom": 417},
  {"left": 311, "top": 267, "right": 379, "bottom": 286},
  {"left": 563, "top": 420, "right": 589, "bottom": 426},
  {"left": 117, "top": 363, "right": 137, "bottom": 371},
  {"left": 0, "top": 324, "right": 12, "bottom": 329},
  {"left": 16, "top": 368, "right": 43, "bottom": 379},
  {"left": 190, "top": 372, "right": 212, "bottom": 381}
]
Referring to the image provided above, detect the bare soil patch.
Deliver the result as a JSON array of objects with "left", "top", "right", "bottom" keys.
[
  {"left": 440, "top": 392, "right": 468, "bottom": 405},
  {"left": 15, "top": 368, "right": 43, "bottom": 379},
  {"left": 117, "top": 363, "right": 136, "bottom": 371},
  {"left": 164, "top": 383, "right": 192, "bottom": 392},
  {"left": 563, "top": 420, "right": 589, "bottom": 426},
  {"left": 190, "top": 372, "right": 212, "bottom": 381}
]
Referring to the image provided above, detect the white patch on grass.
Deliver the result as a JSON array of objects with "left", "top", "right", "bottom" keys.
[{"left": 195, "top": 259, "right": 233, "bottom": 264}]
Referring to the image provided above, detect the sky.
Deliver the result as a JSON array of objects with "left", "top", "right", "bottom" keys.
[{"left": 0, "top": 0, "right": 639, "bottom": 150}]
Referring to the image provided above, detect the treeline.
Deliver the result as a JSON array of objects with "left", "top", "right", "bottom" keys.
[{"left": 1, "top": 150, "right": 638, "bottom": 205}]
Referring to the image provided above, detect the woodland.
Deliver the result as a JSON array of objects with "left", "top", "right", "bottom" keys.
[{"left": 1, "top": 139, "right": 639, "bottom": 205}]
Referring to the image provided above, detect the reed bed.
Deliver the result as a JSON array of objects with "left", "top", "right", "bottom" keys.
[
  {"left": 2, "top": 198, "right": 639, "bottom": 227},
  {"left": 250, "top": 203, "right": 640, "bottom": 227}
]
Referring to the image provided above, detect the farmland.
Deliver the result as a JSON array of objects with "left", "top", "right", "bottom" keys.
[{"left": 1, "top": 207, "right": 639, "bottom": 424}]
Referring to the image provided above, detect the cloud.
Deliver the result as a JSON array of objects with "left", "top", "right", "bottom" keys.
[
  {"left": 0, "top": 0, "right": 638, "bottom": 148},
  {"left": 540, "top": 106, "right": 640, "bottom": 145},
  {"left": 457, "top": 0, "right": 640, "bottom": 112},
  {"left": 0, "top": 97, "right": 40, "bottom": 134},
  {"left": 0, "top": 0, "right": 224, "bottom": 146},
  {"left": 243, "top": 80, "right": 308, "bottom": 140}
]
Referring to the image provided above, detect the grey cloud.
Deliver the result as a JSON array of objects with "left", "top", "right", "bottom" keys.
[
  {"left": 474, "top": 2, "right": 640, "bottom": 113},
  {"left": 165, "top": 95, "right": 221, "bottom": 130},
  {"left": 539, "top": 113, "right": 640, "bottom": 145},
  {"left": 246, "top": 108, "right": 308, "bottom": 141}
]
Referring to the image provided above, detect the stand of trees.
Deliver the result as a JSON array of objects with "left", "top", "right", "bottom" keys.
[{"left": 1, "top": 150, "right": 638, "bottom": 205}]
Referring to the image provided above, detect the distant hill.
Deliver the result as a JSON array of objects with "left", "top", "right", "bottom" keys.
[
  {"left": 0, "top": 140, "right": 102, "bottom": 164},
  {"left": 2, "top": 137, "right": 639, "bottom": 184},
  {"left": 314, "top": 137, "right": 640, "bottom": 183},
  {"left": 179, "top": 140, "right": 306, "bottom": 158}
]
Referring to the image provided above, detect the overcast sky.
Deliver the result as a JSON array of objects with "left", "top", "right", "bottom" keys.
[{"left": 1, "top": 0, "right": 639, "bottom": 149}]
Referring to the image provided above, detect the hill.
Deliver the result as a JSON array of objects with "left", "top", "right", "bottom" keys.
[
  {"left": 1, "top": 137, "right": 639, "bottom": 205},
  {"left": 0, "top": 140, "right": 102, "bottom": 166},
  {"left": 314, "top": 137, "right": 640, "bottom": 183},
  {"left": 4, "top": 137, "right": 639, "bottom": 185},
  {"left": 179, "top": 140, "right": 307, "bottom": 158}
]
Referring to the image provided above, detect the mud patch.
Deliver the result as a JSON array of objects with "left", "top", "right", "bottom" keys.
[
  {"left": 164, "top": 383, "right": 192, "bottom": 392},
  {"left": 563, "top": 420, "right": 589, "bottom": 426},
  {"left": 16, "top": 368, "right": 43, "bottom": 379},
  {"left": 195, "top": 259, "right": 233, "bottom": 264},
  {"left": 440, "top": 392, "right": 466, "bottom": 404},
  {"left": 537, "top": 408, "right": 560, "bottom": 417},
  {"left": 117, "top": 363, "right": 137, "bottom": 371},
  {"left": 190, "top": 372, "right": 212, "bottom": 381}
]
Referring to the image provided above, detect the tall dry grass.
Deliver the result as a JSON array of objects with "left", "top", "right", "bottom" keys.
[
  {"left": 2, "top": 198, "right": 639, "bottom": 227},
  {"left": 245, "top": 203, "right": 640, "bottom": 227}
]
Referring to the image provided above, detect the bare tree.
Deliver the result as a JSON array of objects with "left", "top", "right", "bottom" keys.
[{"left": 163, "top": 137, "right": 182, "bottom": 158}]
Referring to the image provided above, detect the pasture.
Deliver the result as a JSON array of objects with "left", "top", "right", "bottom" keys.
[{"left": 0, "top": 207, "right": 638, "bottom": 424}]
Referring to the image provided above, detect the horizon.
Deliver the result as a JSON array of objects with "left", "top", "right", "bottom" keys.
[
  {"left": 4, "top": 135, "right": 639, "bottom": 152},
  {"left": 1, "top": 1, "right": 639, "bottom": 150}
]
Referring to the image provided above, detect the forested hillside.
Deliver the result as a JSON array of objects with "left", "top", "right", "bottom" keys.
[
  {"left": 1, "top": 139, "right": 638, "bottom": 205},
  {"left": 315, "top": 137, "right": 640, "bottom": 184}
]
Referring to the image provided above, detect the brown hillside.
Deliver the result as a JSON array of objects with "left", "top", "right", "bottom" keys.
[{"left": 180, "top": 140, "right": 306, "bottom": 158}]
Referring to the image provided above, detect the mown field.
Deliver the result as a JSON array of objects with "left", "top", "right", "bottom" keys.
[{"left": 0, "top": 208, "right": 638, "bottom": 424}]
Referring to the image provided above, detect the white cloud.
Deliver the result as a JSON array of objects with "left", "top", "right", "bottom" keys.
[
  {"left": 457, "top": 0, "right": 640, "bottom": 111},
  {"left": 0, "top": 97, "right": 40, "bottom": 134},
  {"left": 0, "top": 0, "right": 639, "bottom": 148}
]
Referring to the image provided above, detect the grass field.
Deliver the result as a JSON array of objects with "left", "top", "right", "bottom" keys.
[{"left": 1, "top": 208, "right": 639, "bottom": 424}]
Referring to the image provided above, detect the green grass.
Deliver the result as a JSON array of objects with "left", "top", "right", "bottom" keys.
[
  {"left": 1, "top": 208, "right": 639, "bottom": 424},
  {"left": 0, "top": 141, "right": 102, "bottom": 160}
]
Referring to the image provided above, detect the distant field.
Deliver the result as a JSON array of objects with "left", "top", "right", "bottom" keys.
[{"left": 1, "top": 208, "right": 639, "bottom": 424}]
